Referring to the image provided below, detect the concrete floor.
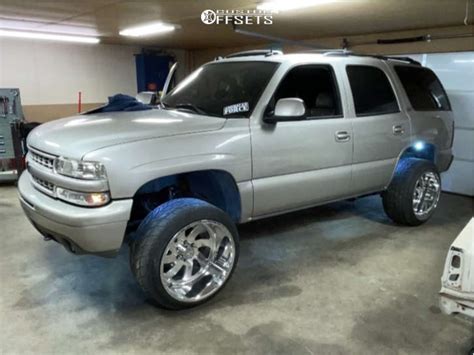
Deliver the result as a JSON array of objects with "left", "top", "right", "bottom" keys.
[{"left": 0, "top": 184, "right": 473, "bottom": 354}]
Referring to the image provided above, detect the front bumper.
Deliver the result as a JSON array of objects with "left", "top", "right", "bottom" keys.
[
  {"left": 439, "top": 218, "right": 474, "bottom": 319},
  {"left": 440, "top": 289, "right": 474, "bottom": 318},
  {"left": 18, "top": 171, "right": 133, "bottom": 256}
]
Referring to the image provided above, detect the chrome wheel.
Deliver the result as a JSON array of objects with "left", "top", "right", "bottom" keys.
[
  {"left": 160, "top": 220, "right": 236, "bottom": 303},
  {"left": 412, "top": 171, "right": 441, "bottom": 220}
]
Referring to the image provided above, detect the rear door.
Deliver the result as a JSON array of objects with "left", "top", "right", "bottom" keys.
[{"left": 344, "top": 62, "right": 411, "bottom": 195}]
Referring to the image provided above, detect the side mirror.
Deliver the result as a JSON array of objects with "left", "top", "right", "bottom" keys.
[
  {"left": 263, "top": 98, "right": 306, "bottom": 124},
  {"left": 136, "top": 91, "right": 157, "bottom": 105}
]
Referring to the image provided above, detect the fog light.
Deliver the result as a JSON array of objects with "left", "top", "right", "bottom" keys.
[{"left": 56, "top": 187, "right": 110, "bottom": 207}]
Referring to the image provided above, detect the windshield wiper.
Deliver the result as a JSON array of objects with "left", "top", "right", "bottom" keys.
[{"left": 161, "top": 102, "right": 222, "bottom": 118}]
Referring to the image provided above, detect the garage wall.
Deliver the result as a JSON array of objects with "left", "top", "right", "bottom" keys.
[
  {"left": 0, "top": 38, "right": 190, "bottom": 123},
  {"left": 0, "top": 38, "right": 141, "bottom": 122}
]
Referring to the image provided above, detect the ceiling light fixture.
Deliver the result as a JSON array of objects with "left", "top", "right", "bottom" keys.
[
  {"left": 0, "top": 29, "right": 100, "bottom": 43},
  {"left": 257, "top": 0, "right": 336, "bottom": 12},
  {"left": 0, "top": 18, "right": 99, "bottom": 36},
  {"left": 119, "top": 22, "right": 176, "bottom": 37}
]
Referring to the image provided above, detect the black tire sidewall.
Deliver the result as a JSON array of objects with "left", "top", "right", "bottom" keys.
[{"left": 132, "top": 199, "right": 239, "bottom": 309}]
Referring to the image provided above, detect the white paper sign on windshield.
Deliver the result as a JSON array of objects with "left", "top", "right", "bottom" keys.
[{"left": 223, "top": 102, "right": 249, "bottom": 116}]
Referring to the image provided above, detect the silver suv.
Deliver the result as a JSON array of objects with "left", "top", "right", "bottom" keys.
[{"left": 18, "top": 50, "right": 454, "bottom": 309}]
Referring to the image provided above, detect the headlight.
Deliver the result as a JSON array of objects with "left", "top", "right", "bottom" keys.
[
  {"left": 54, "top": 157, "right": 107, "bottom": 180},
  {"left": 56, "top": 187, "right": 110, "bottom": 207}
]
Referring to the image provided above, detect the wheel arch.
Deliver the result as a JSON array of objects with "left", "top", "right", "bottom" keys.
[
  {"left": 387, "top": 141, "right": 437, "bottom": 187},
  {"left": 399, "top": 141, "right": 436, "bottom": 163},
  {"left": 129, "top": 169, "right": 242, "bottom": 226}
]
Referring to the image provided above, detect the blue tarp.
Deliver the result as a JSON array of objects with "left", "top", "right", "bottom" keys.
[{"left": 85, "top": 94, "right": 152, "bottom": 114}]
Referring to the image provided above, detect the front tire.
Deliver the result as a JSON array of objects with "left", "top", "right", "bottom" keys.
[
  {"left": 130, "top": 198, "right": 239, "bottom": 309},
  {"left": 382, "top": 158, "right": 441, "bottom": 226}
]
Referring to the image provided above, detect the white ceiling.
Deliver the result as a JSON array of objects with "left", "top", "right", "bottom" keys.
[{"left": 0, "top": 0, "right": 471, "bottom": 49}]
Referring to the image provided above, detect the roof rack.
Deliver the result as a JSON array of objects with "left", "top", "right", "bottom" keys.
[
  {"left": 323, "top": 51, "right": 421, "bottom": 65},
  {"left": 300, "top": 49, "right": 352, "bottom": 54},
  {"left": 383, "top": 56, "right": 422, "bottom": 65},
  {"left": 215, "top": 49, "right": 421, "bottom": 66},
  {"left": 228, "top": 26, "right": 423, "bottom": 66},
  {"left": 224, "top": 49, "right": 283, "bottom": 59}
]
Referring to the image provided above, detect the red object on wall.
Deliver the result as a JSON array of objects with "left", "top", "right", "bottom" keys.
[
  {"left": 147, "top": 83, "right": 157, "bottom": 91},
  {"left": 78, "top": 91, "right": 82, "bottom": 113}
]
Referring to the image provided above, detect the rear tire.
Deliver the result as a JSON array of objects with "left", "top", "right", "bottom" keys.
[
  {"left": 382, "top": 158, "right": 441, "bottom": 226},
  {"left": 130, "top": 198, "right": 239, "bottom": 310}
]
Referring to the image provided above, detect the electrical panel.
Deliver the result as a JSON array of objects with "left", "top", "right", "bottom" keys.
[{"left": 0, "top": 88, "right": 25, "bottom": 180}]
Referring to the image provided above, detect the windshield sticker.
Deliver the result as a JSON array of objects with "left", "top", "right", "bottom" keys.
[{"left": 223, "top": 102, "right": 249, "bottom": 116}]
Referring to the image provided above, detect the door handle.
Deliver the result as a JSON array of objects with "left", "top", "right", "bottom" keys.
[
  {"left": 393, "top": 125, "right": 405, "bottom": 135},
  {"left": 335, "top": 131, "right": 351, "bottom": 142}
]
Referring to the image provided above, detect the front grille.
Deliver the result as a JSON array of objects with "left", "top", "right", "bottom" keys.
[
  {"left": 30, "top": 150, "right": 55, "bottom": 170},
  {"left": 28, "top": 147, "right": 57, "bottom": 197},
  {"left": 32, "top": 175, "right": 54, "bottom": 192}
]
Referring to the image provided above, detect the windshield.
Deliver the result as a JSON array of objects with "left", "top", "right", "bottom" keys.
[{"left": 161, "top": 61, "right": 279, "bottom": 118}]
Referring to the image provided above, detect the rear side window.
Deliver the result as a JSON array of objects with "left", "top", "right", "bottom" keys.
[
  {"left": 394, "top": 66, "right": 451, "bottom": 111},
  {"left": 347, "top": 65, "right": 399, "bottom": 116}
]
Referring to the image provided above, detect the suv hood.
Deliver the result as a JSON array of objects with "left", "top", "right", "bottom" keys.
[{"left": 27, "top": 109, "right": 226, "bottom": 158}]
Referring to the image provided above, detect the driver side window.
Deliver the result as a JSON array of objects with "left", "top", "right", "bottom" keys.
[{"left": 273, "top": 65, "right": 343, "bottom": 119}]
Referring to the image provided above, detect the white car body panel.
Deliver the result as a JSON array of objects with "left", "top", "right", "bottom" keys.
[{"left": 440, "top": 218, "right": 474, "bottom": 318}]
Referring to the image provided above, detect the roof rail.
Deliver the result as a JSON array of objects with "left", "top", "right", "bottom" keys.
[
  {"left": 323, "top": 51, "right": 422, "bottom": 66},
  {"left": 321, "top": 49, "right": 353, "bottom": 56},
  {"left": 322, "top": 51, "right": 352, "bottom": 58},
  {"left": 383, "top": 56, "right": 422, "bottom": 66},
  {"left": 294, "top": 49, "right": 351, "bottom": 55},
  {"left": 225, "top": 49, "right": 283, "bottom": 58}
]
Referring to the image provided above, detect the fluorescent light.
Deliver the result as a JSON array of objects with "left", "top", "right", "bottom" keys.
[
  {"left": 0, "top": 18, "right": 99, "bottom": 36},
  {"left": 0, "top": 29, "right": 100, "bottom": 43},
  {"left": 454, "top": 59, "right": 474, "bottom": 63},
  {"left": 257, "top": 0, "right": 336, "bottom": 12},
  {"left": 119, "top": 22, "right": 175, "bottom": 37}
]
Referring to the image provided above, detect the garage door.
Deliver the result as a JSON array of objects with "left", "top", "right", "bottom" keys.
[{"left": 401, "top": 52, "right": 474, "bottom": 196}]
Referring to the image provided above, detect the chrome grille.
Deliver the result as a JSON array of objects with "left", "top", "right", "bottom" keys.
[
  {"left": 32, "top": 175, "right": 54, "bottom": 192},
  {"left": 28, "top": 147, "right": 57, "bottom": 197},
  {"left": 30, "top": 150, "right": 55, "bottom": 170}
]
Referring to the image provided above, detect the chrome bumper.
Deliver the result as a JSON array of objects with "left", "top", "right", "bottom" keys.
[{"left": 18, "top": 171, "right": 133, "bottom": 256}]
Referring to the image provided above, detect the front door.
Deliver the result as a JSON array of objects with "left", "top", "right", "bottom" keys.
[{"left": 250, "top": 64, "right": 353, "bottom": 218}]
